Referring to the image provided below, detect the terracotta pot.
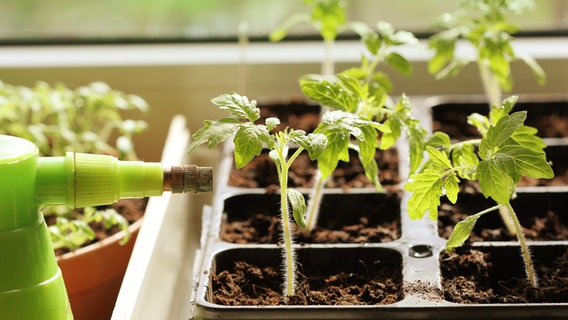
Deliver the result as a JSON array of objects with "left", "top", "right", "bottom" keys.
[{"left": 57, "top": 218, "right": 143, "bottom": 320}]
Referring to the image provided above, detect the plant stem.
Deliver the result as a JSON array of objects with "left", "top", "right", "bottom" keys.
[
  {"left": 504, "top": 202, "right": 538, "bottom": 288},
  {"left": 305, "top": 169, "right": 326, "bottom": 231},
  {"left": 478, "top": 61, "right": 517, "bottom": 236},
  {"left": 478, "top": 61, "right": 502, "bottom": 108},
  {"left": 322, "top": 38, "right": 334, "bottom": 76},
  {"left": 275, "top": 143, "right": 297, "bottom": 299}
]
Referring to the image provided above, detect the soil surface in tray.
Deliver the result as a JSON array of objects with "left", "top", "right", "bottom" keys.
[
  {"left": 441, "top": 248, "right": 568, "bottom": 303},
  {"left": 431, "top": 101, "right": 568, "bottom": 140},
  {"left": 437, "top": 193, "right": 568, "bottom": 242},
  {"left": 222, "top": 214, "right": 400, "bottom": 244},
  {"left": 211, "top": 260, "right": 403, "bottom": 306},
  {"left": 221, "top": 192, "right": 401, "bottom": 244},
  {"left": 228, "top": 148, "right": 400, "bottom": 189}
]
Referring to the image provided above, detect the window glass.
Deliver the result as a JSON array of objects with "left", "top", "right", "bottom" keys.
[{"left": 0, "top": 0, "right": 566, "bottom": 42}]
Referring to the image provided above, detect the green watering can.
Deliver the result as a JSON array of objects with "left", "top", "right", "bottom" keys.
[{"left": 0, "top": 134, "right": 212, "bottom": 319}]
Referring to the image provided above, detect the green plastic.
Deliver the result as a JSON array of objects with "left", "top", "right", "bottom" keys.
[
  {"left": 0, "top": 135, "right": 73, "bottom": 320},
  {"left": 0, "top": 134, "right": 166, "bottom": 320},
  {"left": 37, "top": 152, "right": 164, "bottom": 208}
]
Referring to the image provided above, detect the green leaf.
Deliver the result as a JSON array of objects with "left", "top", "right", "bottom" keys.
[
  {"left": 187, "top": 118, "right": 240, "bottom": 154},
  {"left": 359, "top": 126, "right": 381, "bottom": 190},
  {"left": 269, "top": 13, "right": 311, "bottom": 42},
  {"left": 299, "top": 76, "right": 355, "bottom": 112},
  {"left": 444, "top": 175, "right": 460, "bottom": 204},
  {"left": 434, "top": 57, "right": 472, "bottom": 80},
  {"left": 489, "top": 95, "right": 518, "bottom": 125},
  {"left": 404, "top": 168, "right": 444, "bottom": 220},
  {"left": 511, "top": 125, "right": 546, "bottom": 151},
  {"left": 265, "top": 117, "right": 280, "bottom": 131},
  {"left": 499, "top": 145, "right": 554, "bottom": 179},
  {"left": 480, "top": 111, "right": 527, "bottom": 159},
  {"left": 477, "top": 160, "right": 514, "bottom": 204},
  {"left": 287, "top": 188, "right": 307, "bottom": 229},
  {"left": 316, "top": 129, "right": 350, "bottom": 178},
  {"left": 310, "top": 0, "right": 347, "bottom": 41},
  {"left": 233, "top": 124, "right": 270, "bottom": 168},
  {"left": 386, "top": 52, "right": 413, "bottom": 76},
  {"left": 211, "top": 92, "right": 260, "bottom": 122},
  {"left": 446, "top": 214, "right": 481, "bottom": 253},
  {"left": 451, "top": 143, "right": 479, "bottom": 179},
  {"left": 380, "top": 117, "right": 400, "bottom": 150},
  {"left": 391, "top": 29, "right": 418, "bottom": 45},
  {"left": 290, "top": 132, "right": 328, "bottom": 160},
  {"left": 467, "top": 113, "right": 490, "bottom": 135},
  {"left": 426, "top": 146, "right": 452, "bottom": 169},
  {"left": 428, "top": 30, "right": 458, "bottom": 75},
  {"left": 427, "top": 131, "right": 451, "bottom": 149},
  {"left": 517, "top": 53, "right": 546, "bottom": 86}
]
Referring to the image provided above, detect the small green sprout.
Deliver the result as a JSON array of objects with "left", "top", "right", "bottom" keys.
[
  {"left": 404, "top": 96, "right": 553, "bottom": 288},
  {"left": 188, "top": 92, "right": 327, "bottom": 299}
]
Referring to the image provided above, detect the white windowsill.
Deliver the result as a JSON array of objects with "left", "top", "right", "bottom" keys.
[{"left": 1, "top": 37, "right": 567, "bottom": 68}]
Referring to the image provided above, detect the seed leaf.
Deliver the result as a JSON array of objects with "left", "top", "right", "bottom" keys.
[
  {"left": 287, "top": 188, "right": 307, "bottom": 229},
  {"left": 446, "top": 214, "right": 481, "bottom": 253}
]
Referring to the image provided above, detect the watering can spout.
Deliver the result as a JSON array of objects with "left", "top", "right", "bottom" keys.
[
  {"left": 0, "top": 134, "right": 212, "bottom": 320},
  {"left": 36, "top": 152, "right": 212, "bottom": 208}
]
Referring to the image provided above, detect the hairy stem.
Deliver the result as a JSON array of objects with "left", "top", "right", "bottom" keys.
[
  {"left": 505, "top": 202, "right": 538, "bottom": 288},
  {"left": 479, "top": 61, "right": 517, "bottom": 237},
  {"left": 276, "top": 145, "right": 297, "bottom": 299},
  {"left": 305, "top": 169, "right": 327, "bottom": 231}
]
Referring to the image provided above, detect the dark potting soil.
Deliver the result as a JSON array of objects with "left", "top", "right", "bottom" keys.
[
  {"left": 222, "top": 214, "right": 400, "bottom": 244},
  {"left": 437, "top": 194, "right": 568, "bottom": 242},
  {"left": 221, "top": 192, "right": 401, "bottom": 244},
  {"left": 431, "top": 100, "right": 568, "bottom": 140},
  {"left": 228, "top": 148, "right": 400, "bottom": 189},
  {"left": 441, "top": 248, "right": 568, "bottom": 303},
  {"left": 211, "top": 260, "right": 403, "bottom": 306},
  {"left": 257, "top": 100, "right": 321, "bottom": 133}
]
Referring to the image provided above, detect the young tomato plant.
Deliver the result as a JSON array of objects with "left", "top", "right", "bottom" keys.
[
  {"left": 187, "top": 92, "right": 327, "bottom": 300},
  {"left": 428, "top": 0, "right": 546, "bottom": 107},
  {"left": 428, "top": 0, "right": 547, "bottom": 236},
  {"left": 404, "top": 96, "right": 553, "bottom": 288},
  {"left": 298, "top": 21, "right": 423, "bottom": 231}
]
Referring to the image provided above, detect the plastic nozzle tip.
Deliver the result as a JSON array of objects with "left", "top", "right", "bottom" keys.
[{"left": 164, "top": 165, "right": 212, "bottom": 194}]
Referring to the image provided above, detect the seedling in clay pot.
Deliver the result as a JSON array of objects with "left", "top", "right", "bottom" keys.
[{"left": 405, "top": 96, "right": 554, "bottom": 288}]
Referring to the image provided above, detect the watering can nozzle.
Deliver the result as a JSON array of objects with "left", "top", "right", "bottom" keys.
[{"left": 163, "top": 165, "right": 213, "bottom": 194}]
